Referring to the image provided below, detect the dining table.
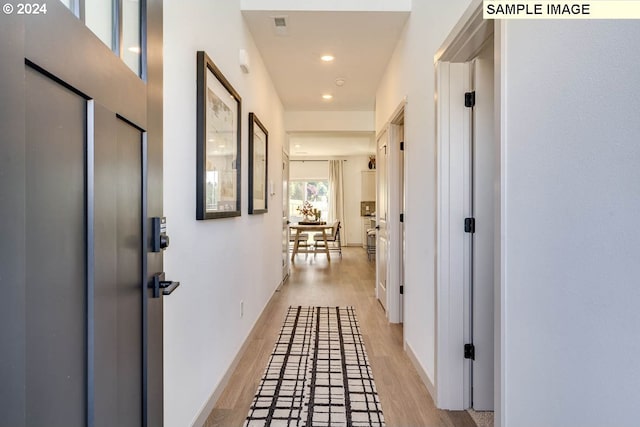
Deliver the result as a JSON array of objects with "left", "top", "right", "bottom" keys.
[{"left": 289, "top": 222, "right": 334, "bottom": 261}]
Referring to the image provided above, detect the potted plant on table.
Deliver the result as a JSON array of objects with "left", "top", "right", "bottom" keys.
[{"left": 297, "top": 201, "right": 316, "bottom": 222}]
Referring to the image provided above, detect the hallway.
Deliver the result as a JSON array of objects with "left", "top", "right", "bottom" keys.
[
  {"left": 205, "top": 248, "right": 476, "bottom": 427},
  {"left": 2, "top": 2, "right": 640, "bottom": 426}
]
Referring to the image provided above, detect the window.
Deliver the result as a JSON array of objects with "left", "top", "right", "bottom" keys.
[
  {"left": 84, "top": 0, "right": 114, "bottom": 50},
  {"left": 58, "top": 0, "right": 142, "bottom": 77},
  {"left": 289, "top": 180, "right": 329, "bottom": 222},
  {"left": 122, "top": 0, "right": 141, "bottom": 76}
]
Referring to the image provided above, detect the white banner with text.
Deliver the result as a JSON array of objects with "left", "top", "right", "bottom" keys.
[{"left": 484, "top": 1, "right": 640, "bottom": 19}]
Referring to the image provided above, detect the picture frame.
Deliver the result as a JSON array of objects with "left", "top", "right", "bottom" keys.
[
  {"left": 248, "top": 113, "right": 268, "bottom": 214},
  {"left": 196, "top": 51, "right": 242, "bottom": 219}
]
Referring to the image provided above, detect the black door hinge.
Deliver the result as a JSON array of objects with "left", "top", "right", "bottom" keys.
[
  {"left": 464, "top": 343, "right": 475, "bottom": 360},
  {"left": 400, "top": 213, "right": 404, "bottom": 223},
  {"left": 464, "top": 217, "right": 475, "bottom": 233},
  {"left": 400, "top": 141, "right": 404, "bottom": 151},
  {"left": 400, "top": 285, "right": 404, "bottom": 295},
  {"left": 465, "top": 91, "right": 475, "bottom": 108}
]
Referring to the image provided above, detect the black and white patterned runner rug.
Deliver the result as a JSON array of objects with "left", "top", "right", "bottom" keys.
[{"left": 245, "top": 306, "right": 385, "bottom": 427}]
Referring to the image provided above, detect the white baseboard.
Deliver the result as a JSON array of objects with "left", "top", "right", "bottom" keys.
[
  {"left": 190, "top": 284, "right": 281, "bottom": 427},
  {"left": 405, "top": 340, "right": 437, "bottom": 402}
]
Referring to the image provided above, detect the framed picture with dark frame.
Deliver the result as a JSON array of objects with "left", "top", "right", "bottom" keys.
[
  {"left": 248, "top": 113, "right": 268, "bottom": 214},
  {"left": 196, "top": 50, "right": 242, "bottom": 220}
]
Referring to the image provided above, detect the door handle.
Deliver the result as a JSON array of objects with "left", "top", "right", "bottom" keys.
[
  {"left": 375, "top": 225, "right": 380, "bottom": 230},
  {"left": 160, "top": 280, "right": 180, "bottom": 296},
  {"left": 149, "top": 272, "right": 180, "bottom": 298}
]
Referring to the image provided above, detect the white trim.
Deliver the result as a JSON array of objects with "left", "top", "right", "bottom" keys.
[
  {"left": 389, "top": 97, "right": 407, "bottom": 126},
  {"left": 494, "top": 19, "right": 508, "bottom": 427},
  {"left": 434, "top": 0, "right": 497, "bottom": 412},
  {"left": 190, "top": 288, "right": 280, "bottom": 427},
  {"left": 387, "top": 122, "right": 401, "bottom": 323},
  {"left": 282, "top": 150, "right": 291, "bottom": 283},
  {"left": 375, "top": 129, "right": 388, "bottom": 307},
  {"left": 435, "top": 60, "right": 471, "bottom": 410},
  {"left": 376, "top": 100, "right": 406, "bottom": 324},
  {"left": 405, "top": 340, "right": 436, "bottom": 401},
  {"left": 393, "top": 102, "right": 406, "bottom": 325},
  {"left": 434, "top": 0, "right": 489, "bottom": 64},
  {"left": 375, "top": 97, "right": 407, "bottom": 141}
]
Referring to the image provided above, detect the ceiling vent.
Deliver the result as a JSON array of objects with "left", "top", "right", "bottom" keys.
[{"left": 272, "top": 16, "right": 289, "bottom": 36}]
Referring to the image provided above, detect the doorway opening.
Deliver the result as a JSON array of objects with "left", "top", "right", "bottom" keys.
[
  {"left": 281, "top": 150, "right": 291, "bottom": 284},
  {"left": 435, "top": 4, "right": 497, "bottom": 416},
  {"left": 376, "top": 102, "right": 405, "bottom": 324}
]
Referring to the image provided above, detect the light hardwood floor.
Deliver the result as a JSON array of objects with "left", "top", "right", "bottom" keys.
[{"left": 204, "top": 247, "right": 476, "bottom": 427}]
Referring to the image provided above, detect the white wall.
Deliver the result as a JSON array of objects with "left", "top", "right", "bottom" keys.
[
  {"left": 374, "top": 0, "right": 473, "bottom": 390},
  {"left": 343, "top": 156, "right": 372, "bottom": 245},
  {"left": 290, "top": 160, "right": 328, "bottom": 181},
  {"left": 163, "top": 1, "right": 285, "bottom": 425},
  {"left": 289, "top": 156, "right": 371, "bottom": 245},
  {"left": 500, "top": 20, "right": 640, "bottom": 427},
  {"left": 241, "top": 0, "right": 411, "bottom": 12},
  {"left": 285, "top": 110, "right": 374, "bottom": 132}
]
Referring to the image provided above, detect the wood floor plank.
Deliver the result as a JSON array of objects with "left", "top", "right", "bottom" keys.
[{"left": 204, "top": 248, "right": 477, "bottom": 427}]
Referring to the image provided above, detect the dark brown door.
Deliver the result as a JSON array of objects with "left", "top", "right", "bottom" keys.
[{"left": 0, "top": 2, "right": 165, "bottom": 426}]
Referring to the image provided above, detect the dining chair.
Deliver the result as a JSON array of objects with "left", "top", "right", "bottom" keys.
[
  {"left": 289, "top": 231, "right": 309, "bottom": 252},
  {"left": 313, "top": 221, "right": 342, "bottom": 257}
]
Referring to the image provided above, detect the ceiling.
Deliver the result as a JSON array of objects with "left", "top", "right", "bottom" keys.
[
  {"left": 289, "top": 132, "right": 375, "bottom": 157},
  {"left": 242, "top": 10, "right": 409, "bottom": 111}
]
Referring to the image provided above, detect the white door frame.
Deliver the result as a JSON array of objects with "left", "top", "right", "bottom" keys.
[
  {"left": 469, "top": 41, "right": 496, "bottom": 412},
  {"left": 375, "top": 129, "right": 389, "bottom": 312},
  {"left": 434, "top": 0, "right": 505, "bottom": 422},
  {"left": 281, "top": 149, "right": 290, "bottom": 284},
  {"left": 397, "top": 114, "right": 405, "bottom": 324},
  {"left": 435, "top": 60, "right": 472, "bottom": 409},
  {"left": 377, "top": 100, "right": 406, "bottom": 324}
]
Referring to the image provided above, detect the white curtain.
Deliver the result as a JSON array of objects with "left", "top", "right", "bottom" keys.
[{"left": 328, "top": 160, "right": 346, "bottom": 244}]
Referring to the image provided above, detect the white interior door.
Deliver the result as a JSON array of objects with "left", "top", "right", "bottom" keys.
[
  {"left": 282, "top": 151, "right": 290, "bottom": 281},
  {"left": 376, "top": 130, "right": 389, "bottom": 311},
  {"left": 470, "top": 40, "right": 495, "bottom": 411},
  {"left": 434, "top": 11, "right": 496, "bottom": 412},
  {"left": 399, "top": 125, "right": 405, "bottom": 323},
  {"left": 435, "top": 60, "right": 473, "bottom": 410}
]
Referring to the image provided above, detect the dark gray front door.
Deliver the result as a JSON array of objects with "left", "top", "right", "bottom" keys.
[{"left": 0, "top": 2, "right": 164, "bottom": 426}]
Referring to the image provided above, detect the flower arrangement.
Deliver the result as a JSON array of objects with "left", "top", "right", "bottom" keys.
[
  {"left": 297, "top": 201, "right": 315, "bottom": 217},
  {"left": 296, "top": 201, "right": 321, "bottom": 221}
]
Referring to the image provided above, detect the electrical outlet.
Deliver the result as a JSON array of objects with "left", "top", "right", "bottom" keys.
[{"left": 240, "top": 300, "right": 244, "bottom": 318}]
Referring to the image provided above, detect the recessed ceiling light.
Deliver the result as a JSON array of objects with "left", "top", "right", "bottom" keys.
[
  {"left": 295, "top": 144, "right": 301, "bottom": 148},
  {"left": 335, "top": 78, "right": 346, "bottom": 87},
  {"left": 321, "top": 55, "right": 335, "bottom": 62},
  {"left": 322, "top": 94, "right": 333, "bottom": 100},
  {"left": 128, "top": 46, "right": 141, "bottom": 54},
  {"left": 218, "top": 144, "right": 225, "bottom": 148}
]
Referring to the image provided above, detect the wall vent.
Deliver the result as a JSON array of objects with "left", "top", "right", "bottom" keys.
[{"left": 272, "top": 16, "right": 289, "bottom": 36}]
